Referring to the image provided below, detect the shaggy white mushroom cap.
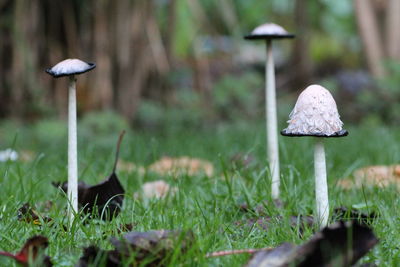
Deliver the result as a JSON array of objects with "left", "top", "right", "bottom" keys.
[
  {"left": 251, "top": 23, "right": 288, "bottom": 36},
  {"left": 46, "top": 58, "right": 95, "bottom": 77},
  {"left": 284, "top": 84, "right": 344, "bottom": 135}
]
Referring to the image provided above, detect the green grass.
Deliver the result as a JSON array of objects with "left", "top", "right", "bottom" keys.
[{"left": 0, "top": 120, "right": 400, "bottom": 266}]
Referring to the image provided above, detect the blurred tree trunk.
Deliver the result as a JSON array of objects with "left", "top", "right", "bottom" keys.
[
  {"left": 354, "top": 0, "right": 400, "bottom": 77},
  {"left": 91, "top": 0, "right": 113, "bottom": 110},
  {"left": 115, "top": 0, "right": 152, "bottom": 121},
  {"left": 165, "top": 0, "right": 176, "bottom": 66},
  {"left": 11, "top": 0, "right": 41, "bottom": 118},
  {"left": 10, "top": 0, "right": 25, "bottom": 117},
  {"left": 354, "top": 0, "right": 386, "bottom": 78},
  {"left": 45, "top": 0, "right": 67, "bottom": 118},
  {"left": 0, "top": 0, "right": 175, "bottom": 121},
  {"left": 0, "top": 2, "right": 12, "bottom": 117},
  {"left": 385, "top": 0, "right": 400, "bottom": 60},
  {"left": 290, "top": 0, "right": 313, "bottom": 90}
]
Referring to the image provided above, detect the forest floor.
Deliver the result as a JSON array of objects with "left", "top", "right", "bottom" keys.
[{"left": 0, "top": 120, "right": 399, "bottom": 266}]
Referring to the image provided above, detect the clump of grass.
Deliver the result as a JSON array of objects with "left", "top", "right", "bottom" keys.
[{"left": 0, "top": 122, "right": 398, "bottom": 265}]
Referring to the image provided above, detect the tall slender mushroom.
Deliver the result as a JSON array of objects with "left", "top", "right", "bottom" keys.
[
  {"left": 281, "top": 84, "right": 348, "bottom": 227},
  {"left": 46, "top": 59, "right": 96, "bottom": 221},
  {"left": 244, "top": 23, "right": 295, "bottom": 200}
]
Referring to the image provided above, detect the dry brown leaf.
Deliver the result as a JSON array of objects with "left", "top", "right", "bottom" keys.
[
  {"left": 245, "top": 221, "right": 378, "bottom": 267},
  {"left": 140, "top": 180, "right": 177, "bottom": 199},
  {"left": 338, "top": 165, "right": 400, "bottom": 189},
  {"left": 149, "top": 156, "right": 214, "bottom": 177}
]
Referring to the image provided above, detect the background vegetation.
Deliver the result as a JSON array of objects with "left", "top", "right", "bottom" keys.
[
  {"left": 0, "top": 0, "right": 399, "bottom": 126},
  {"left": 1, "top": 0, "right": 400, "bottom": 266}
]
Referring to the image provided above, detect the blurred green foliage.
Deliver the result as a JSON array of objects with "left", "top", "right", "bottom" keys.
[
  {"left": 79, "top": 110, "right": 130, "bottom": 137},
  {"left": 374, "top": 61, "right": 400, "bottom": 122},
  {"left": 212, "top": 72, "right": 262, "bottom": 120},
  {"left": 135, "top": 71, "right": 263, "bottom": 130}
]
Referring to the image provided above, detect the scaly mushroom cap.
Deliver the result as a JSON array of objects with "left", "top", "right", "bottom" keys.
[
  {"left": 281, "top": 84, "right": 348, "bottom": 137},
  {"left": 252, "top": 23, "right": 288, "bottom": 35},
  {"left": 244, "top": 23, "right": 294, "bottom": 40},
  {"left": 46, "top": 59, "right": 96, "bottom": 78}
]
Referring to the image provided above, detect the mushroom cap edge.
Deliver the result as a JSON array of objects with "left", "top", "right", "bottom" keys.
[
  {"left": 45, "top": 59, "right": 96, "bottom": 78},
  {"left": 280, "top": 129, "right": 348, "bottom": 138}
]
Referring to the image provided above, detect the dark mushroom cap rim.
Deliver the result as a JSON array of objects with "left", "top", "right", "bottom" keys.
[
  {"left": 244, "top": 34, "right": 295, "bottom": 40},
  {"left": 280, "top": 129, "right": 348, "bottom": 138},
  {"left": 45, "top": 63, "right": 96, "bottom": 78}
]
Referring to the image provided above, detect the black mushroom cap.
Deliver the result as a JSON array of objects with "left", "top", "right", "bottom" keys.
[
  {"left": 244, "top": 23, "right": 295, "bottom": 40},
  {"left": 281, "top": 129, "right": 349, "bottom": 138},
  {"left": 45, "top": 59, "right": 96, "bottom": 78}
]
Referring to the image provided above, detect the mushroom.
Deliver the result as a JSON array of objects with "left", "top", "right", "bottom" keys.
[
  {"left": 244, "top": 23, "right": 294, "bottom": 200},
  {"left": 281, "top": 84, "right": 348, "bottom": 227},
  {"left": 46, "top": 59, "right": 96, "bottom": 221}
]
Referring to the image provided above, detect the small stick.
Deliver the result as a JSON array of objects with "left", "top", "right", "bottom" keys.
[
  {"left": 206, "top": 247, "right": 273, "bottom": 258},
  {"left": 112, "top": 130, "right": 126, "bottom": 174}
]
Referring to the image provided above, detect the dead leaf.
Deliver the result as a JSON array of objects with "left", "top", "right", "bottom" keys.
[
  {"left": 0, "top": 236, "right": 52, "bottom": 266},
  {"left": 111, "top": 230, "right": 194, "bottom": 264},
  {"left": 76, "top": 246, "right": 120, "bottom": 267},
  {"left": 246, "top": 243, "right": 296, "bottom": 267},
  {"left": 53, "top": 131, "right": 126, "bottom": 220},
  {"left": 149, "top": 156, "right": 214, "bottom": 177},
  {"left": 17, "top": 203, "right": 53, "bottom": 225},
  {"left": 78, "top": 230, "right": 194, "bottom": 267},
  {"left": 338, "top": 165, "right": 400, "bottom": 189},
  {"left": 118, "top": 223, "right": 135, "bottom": 233},
  {"left": 140, "top": 180, "right": 177, "bottom": 199},
  {"left": 245, "top": 221, "right": 378, "bottom": 267}
]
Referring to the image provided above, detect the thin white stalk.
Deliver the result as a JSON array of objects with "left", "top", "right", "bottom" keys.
[
  {"left": 314, "top": 139, "right": 329, "bottom": 228},
  {"left": 68, "top": 76, "right": 78, "bottom": 222},
  {"left": 265, "top": 40, "right": 280, "bottom": 199}
]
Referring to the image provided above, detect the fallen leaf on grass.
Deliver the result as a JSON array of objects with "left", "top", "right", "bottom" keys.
[
  {"left": 53, "top": 131, "right": 126, "bottom": 220},
  {"left": 111, "top": 230, "right": 194, "bottom": 261},
  {"left": 149, "top": 156, "right": 214, "bottom": 177},
  {"left": 76, "top": 246, "right": 120, "bottom": 267},
  {"left": 17, "top": 203, "right": 52, "bottom": 225},
  {"left": 118, "top": 223, "right": 135, "bottom": 233},
  {"left": 245, "top": 243, "right": 296, "bottom": 267},
  {"left": 338, "top": 165, "right": 400, "bottom": 189},
  {"left": 140, "top": 180, "right": 177, "bottom": 199},
  {"left": 0, "top": 236, "right": 52, "bottom": 266},
  {"left": 78, "top": 230, "right": 194, "bottom": 267},
  {"left": 245, "top": 221, "right": 378, "bottom": 267}
]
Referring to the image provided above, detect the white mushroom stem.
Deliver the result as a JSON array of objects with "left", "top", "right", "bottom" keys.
[
  {"left": 68, "top": 76, "right": 78, "bottom": 221},
  {"left": 314, "top": 139, "right": 329, "bottom": 228},
  {"left": 265, "top": 39, "right": 280, "bottom": 199}
]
